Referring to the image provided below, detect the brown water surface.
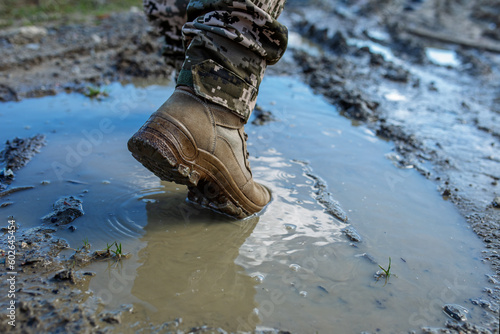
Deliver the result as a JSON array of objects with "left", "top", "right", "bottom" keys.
[{"left": 0, "top": 77, "right": 494, "bottom": 333}]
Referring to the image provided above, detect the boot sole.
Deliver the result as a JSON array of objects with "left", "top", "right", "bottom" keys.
[{"left": 127, "top": 118, "right": 267, "bottom": 219}]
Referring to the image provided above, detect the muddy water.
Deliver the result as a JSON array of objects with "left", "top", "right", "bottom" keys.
[{"left": 0, "top": 77, "right": 495, "bottom": 333}]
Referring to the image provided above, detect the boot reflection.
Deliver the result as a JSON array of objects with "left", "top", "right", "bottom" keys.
[{"left": 130, "top": 186, "right": 260, "bottom": 331}]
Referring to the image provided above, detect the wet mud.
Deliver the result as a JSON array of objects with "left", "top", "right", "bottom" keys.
[
  {"left": 0, "top": 135, "right": 45, "bottom": 190},
  {"left": 0, "top": 0, "right": 500, "bottom": 333},
  {"left": 0, "top": 221, "right": 135, "bottom": 333},
  {"left": 0, "top": 8, "right": 170, "bottom": 102}
]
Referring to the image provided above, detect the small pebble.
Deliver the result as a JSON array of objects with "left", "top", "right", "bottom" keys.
[
  {"left": 443, "top": 304, "right": 468, "bottom": 322},
  {"left": 0, "top": 168, "right": 14, "bottom": 178}
]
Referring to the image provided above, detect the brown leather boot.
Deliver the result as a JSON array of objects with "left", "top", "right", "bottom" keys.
[{"left": 128, "top": 86, "right": 271, "bottom": 218}]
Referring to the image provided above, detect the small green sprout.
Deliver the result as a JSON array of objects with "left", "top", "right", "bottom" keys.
[
  {"left": 105, "top": 242, "right": 114, "bottom": 253},
  {"left": 94, "top": 241, "right": 129, "bottom": 261},
  {"left": 376, "top": 257, "right": 396, "bottom": 286},
  {"left": 84, "top": 86, "right": 109, "bottom": 99},
  {"left": 81, "top": 237, "right": 90, "bottom": 251},
  {"left": 111, "top": 242, "right": 122, "bottom": 259}
]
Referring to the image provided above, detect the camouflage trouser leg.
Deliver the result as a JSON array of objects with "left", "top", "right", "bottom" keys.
[
  {"left": 142, "top": 0, "right": 189, "bottom": 69},
  {"left": 179, "top": 0, "right": 288, "bottom": 121},
  {"left": 143, "top": 0, "right": 288, "bottom": 122}
]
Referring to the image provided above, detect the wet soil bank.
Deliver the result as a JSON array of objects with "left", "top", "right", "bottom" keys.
[
  {"left": 280, "top": 1, "right": 500, "bottom": 329},
  {"left": 282, "top": 0, "right": 500, "bottom": 287},
  {"left": 0, "top": 7, "right": 170, "bottom": 102},
  {"left": 0, "top": 0, "right": 499, "bottom": 333}
]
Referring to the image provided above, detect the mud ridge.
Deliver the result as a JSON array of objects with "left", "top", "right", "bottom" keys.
[{"left": 0, "top": 135, "right": 45, "bottom": 190}]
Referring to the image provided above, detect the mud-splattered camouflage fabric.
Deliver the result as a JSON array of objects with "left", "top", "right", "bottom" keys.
[{"left": 143, "top": 0, "right": 288, "bottom": 121}]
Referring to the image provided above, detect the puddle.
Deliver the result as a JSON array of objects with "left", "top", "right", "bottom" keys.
[
  {"left": 0, "top": 77, "right": 495, "bottom": 333},
  {"left": 365, "top": 29, "right": 391, "bottom": 43},
  {"left": 287, "top": 31, "right": 323, "bottom": 57},
  {"left": 425, "top": 47, "right": 461, "bottom": 67},
  {"left": 348, "top": 37, "right": 396, "bottom": 62},
  {"left": 384, "top": 90, "right": 408, "bottom": 102}
]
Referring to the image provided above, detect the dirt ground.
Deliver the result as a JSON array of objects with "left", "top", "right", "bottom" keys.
[{"left": 0, "top": 0, "right": 499, "bottom": 333}]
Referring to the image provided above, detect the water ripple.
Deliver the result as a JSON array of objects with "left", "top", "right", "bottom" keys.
[{"left": 99, "top": 185, "right": 187, "bottom": 241}]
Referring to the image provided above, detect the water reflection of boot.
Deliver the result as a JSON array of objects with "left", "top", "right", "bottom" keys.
[{"left": 129, "top": 190, "right": 260, "bottom": 331}]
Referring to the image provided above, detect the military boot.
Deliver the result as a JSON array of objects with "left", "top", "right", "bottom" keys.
[{"left": 128, "top": 86, "right": 271, "bottom": 219}]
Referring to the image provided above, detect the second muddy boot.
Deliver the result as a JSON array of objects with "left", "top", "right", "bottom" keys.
[{"left": 127, "top": 86, "right": 271, "bottom": 219}]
